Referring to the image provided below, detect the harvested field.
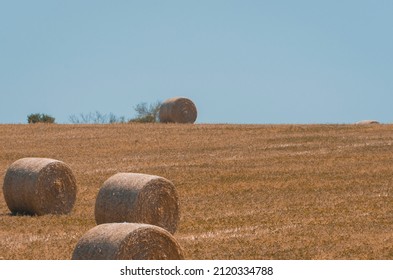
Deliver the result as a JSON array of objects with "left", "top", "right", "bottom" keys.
[{"left": 1, "top": 123, "right": 393, "bottom": 259}]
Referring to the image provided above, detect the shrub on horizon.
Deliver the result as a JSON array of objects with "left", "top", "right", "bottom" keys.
[
  {"left": 27, "top": 113, "right": 55, "bottom": 124},
  {"left": 129, "top": 101, "right": 161, "bottom": 123}
]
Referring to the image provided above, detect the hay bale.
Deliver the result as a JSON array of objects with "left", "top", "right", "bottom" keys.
[
  {"left": 2, "top": 157, "right": 77, "bottom": 215},
  {"left": 72, "top": 223, "right": 184, "bottom": 260},
  {"left": 355, "top": 120, "right": 380, "bottom": 125},
  {"left": 95, "top": 173, "right": 179, "bottom": 234},
  {"left": 159, "top": 97, "right": 197, "bottom": 123}
]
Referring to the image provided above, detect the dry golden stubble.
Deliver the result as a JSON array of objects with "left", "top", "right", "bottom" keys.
[{"left": 1, "top": 123, "right": 393, "bottom": 259}]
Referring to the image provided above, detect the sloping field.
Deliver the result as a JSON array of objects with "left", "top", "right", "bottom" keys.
[{"left": 1, "top": 123, "right": 393, "bottom": 259}]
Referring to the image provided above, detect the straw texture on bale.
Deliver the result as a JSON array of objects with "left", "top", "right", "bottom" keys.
[
  {"left": 355, "top": 120, "right": 380, "bottom": 125},
  {"left": 2, "top": 157, "right": 77, "bottom": 215},
  {"left": 159, "top": 97, "right": 197, "bottom": 123},
  {"left": 72, "top": 223, "right": 184, "bottom": 260},
  {"left": 95, "top": 173, "right": 179, "bottom": 234}
]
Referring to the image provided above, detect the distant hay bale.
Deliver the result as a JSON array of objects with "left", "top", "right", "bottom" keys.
[
  {"left": 3, "top": 157, "right": 77, "bottom": 215},
  {"left": 94, "top": 173, "right": 179, "bottom": 234},
  {"left": 355, "top": 120, "right": 380, "bottom": 125},
  {"left": 72, "top": 223, "right": 184, "bottom": 260},
  {"left": 159, "top": 97, "right": 197, "bottom": 123}
]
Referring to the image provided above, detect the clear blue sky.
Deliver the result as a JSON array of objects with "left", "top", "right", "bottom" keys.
[{"left": 1, "top": 1, "right": 392, "bottom": 124}]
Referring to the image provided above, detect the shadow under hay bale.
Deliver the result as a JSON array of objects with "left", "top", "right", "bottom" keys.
[
  {"left": 94, "top": 173, "right": 179, "bottom": 234},
  {"left": 72, "top": 223, "right": 184, "bottom": 260},
  {"left": 159, "top": 97, "right": 197, "bottom": 124},
  {"left": 2, "top": 157, "right": 77, "bottom": 215}
]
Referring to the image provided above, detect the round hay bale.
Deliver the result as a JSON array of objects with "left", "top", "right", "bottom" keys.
[
  {"left": 355, "top": 120, "right": 380, "bottom": 125},
  {"left": 3, "top": 157, "right": 77, "bottom": 215},
  {"left": 94, "top": 173, "right": 179, "bottom": 234},
  {"left": 159, "top": 97, "right": 197, "bottom": 123},
  {"left": 72, "top": 223, "right": 184, "bottom": 260}
]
